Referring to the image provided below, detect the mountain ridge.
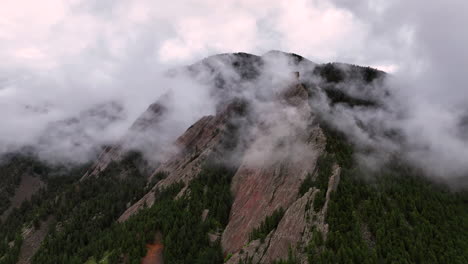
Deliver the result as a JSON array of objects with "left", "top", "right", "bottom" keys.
[{"left": 0, "top": 51, "right": 466, "bottom": 264}]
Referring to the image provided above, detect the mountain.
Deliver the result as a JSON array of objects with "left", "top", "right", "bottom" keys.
[{"left": 0, "top": 51, "right": 467, "bottom": 264}]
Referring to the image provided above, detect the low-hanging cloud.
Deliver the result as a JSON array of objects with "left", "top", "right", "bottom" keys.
[
  {"left": 322, "top": 0, "right": 468, "bottom": 179},
  {"left": 0, "top": 0, "right": 467, "bottom": 182},
  {"left": 0, "top": 0, "right": 364, "bottom": 164}
]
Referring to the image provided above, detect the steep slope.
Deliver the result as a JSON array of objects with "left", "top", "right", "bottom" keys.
[
  {"left": 118, "top": 98, "right": 249, "bottom": 221},
  {"left": 1, "top": 51, "right": 467, "bottom": 264},
  {"left": 16, "top": 216, "right": 53, "bottom": 264},
  {"left": 0, "top": 155, "right": 47, "bottom": 220},
  {"left": 115, "top": 65, "right": 342, "bottom": 262},
  {"left": 96, "top": 52, "right": 381, "bottom": 262},
  {"left": 222, "top": 80, "right": 327, "bottom": 255},
  {"left": 0, "top": 174, "right": 44, "bottom": 222},
  {"left": 81, "top": 100, "right": 168, "bottom": 180}
]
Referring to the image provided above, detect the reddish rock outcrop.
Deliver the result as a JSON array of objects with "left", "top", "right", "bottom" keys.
[
  {"left": 118, "top": 100, "right": 247, "bottom": 222},
  {"left": 225, "top": 188, "right": 318, "bottom": 264},
  {"left": 220, "top": 79, "right": 347, "bottom": 264},
  {"left": 222, "top": 81, "right": 327, "bottom": 256},
  {"left": 84, "top": 61, "right": 341, "bottom": 263},
  {"left": 225, "top": 163, "right": 341, "bottom": 264},
  {"left": 222, "top": 124, "right": 326, "bottom": 256},
  {"left": 117, "top": 76, "right": 340, "bottom": 263}
]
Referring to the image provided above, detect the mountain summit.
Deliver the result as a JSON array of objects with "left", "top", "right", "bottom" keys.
[{"left": 0, "top": 52, "right": 466, "bottom": 264}]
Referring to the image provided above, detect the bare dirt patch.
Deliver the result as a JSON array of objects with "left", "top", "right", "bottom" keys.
[
  {"left": 141, "top": 232, "right": 164, "bottom": 264},
  {"left": 141, "top": 243, "right": 164, "bottom": 264}
]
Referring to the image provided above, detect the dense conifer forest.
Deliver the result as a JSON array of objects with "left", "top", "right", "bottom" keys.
[
  {"left": 1, "top": 126, "right": 467, "bottom": 264},
  {"left": 0, "top": 63, "right": 466, "bottom": 264}
]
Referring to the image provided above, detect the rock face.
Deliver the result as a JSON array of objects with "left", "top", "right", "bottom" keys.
[
  {"left": 224, "top": 163, "right": 341, "bottom": 264},
  {"left": 262, "top": 189, "right": 318, "bottom": 263},
  {"left": 222, "top": 124, "right": 325, "bottom": 254},
  {"left": 87, "top": 51, "right": 341, "bottom": 262},
  {"left": 225, "top": 188, "right": 319, "bottom": 264},
  {"left": 118, "top": 100, "right": 248, "bottom": 221},
  {"left": 221, "top": 81, "right": 328, "bottom": 259},
  {"left": 116, "top": 64, "right": 341, "bottom": 262},
  {"left": 18, "top": 216, "right": 54, "bottom": 264},
  {"left": 1, "top": 174, "right": 45, "bottom": 221},
  {"left": 0, "top": 51, "right": 388, "bottom": 263},
  {"left": 81, "top": 100, "right": 168, "bottom": 180}
]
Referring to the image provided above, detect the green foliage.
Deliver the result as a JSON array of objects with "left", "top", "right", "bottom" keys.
[
  {"left": 0, "top": 234, "right": 22, "bottom": 264},
  {"left": 313, "top": 63, "right": 384, "bottom": 84},
  {"left": 272, "top": 247, "right": 299, "bottom": 264},
  {"left": 320, "top": 123, "right": 354, "bottom": 168},
  {"left": 29, "top": 162, "right": 234, "bottom": 264},
  {"left": 0, "top": 157, "right": 88, "bottom": 264},
  {"left": 305, "top": 227, "right": 324, "bottom": 262},
  {"left": 237, "top": 255, "right": 253, "bottom": 264},
  {"left": 224, "top": 253, "right": 233, "bottom": 262},
  {"left": 147, "top": 171, "right": 168, "bottom": 192},
  {"left": 362, "top": 66, "right": 383, "bottom": 83},
  {"left": 298, "top": 152, "right": 334, "bottom": 210},
  {"left": 314, "top": 63, "right": 345, "bottom": 83},
  {"left": 31, "top": 153, "right": 149, "bottom": 264},
  {"left": 0, "top": 150, "right": 235, "bottom": 264},
  {"left": 0, "top": 154, "right": 50, "bottom": 216},
  {"left": 298, "top": 173, "right": 314, "bottom": 197},
  {"left": 248, "top": 208, "right": 285, "bottom": 243},
  {"left": 323, "top": 86, "right": 376, "bottom": 107},
  {"left": 312, "top": 154, "right": 334, "bottom": 211},
  {"left": 306, "top": 124, "right": 468, "bottom": 264},
  {"left": 310, "top": 62, "right": 383, "bottom": 109},
  {"left": 299, "top": 153, "right": 335, "bottom": 202}
]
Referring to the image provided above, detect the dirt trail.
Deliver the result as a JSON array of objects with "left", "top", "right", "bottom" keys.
[{"left": 141, "top": 243, "right": 164, "bottom": 264}]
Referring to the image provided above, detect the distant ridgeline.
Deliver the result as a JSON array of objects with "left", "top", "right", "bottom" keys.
[{"left": 0, "top": 52, "right": 466, "bottom": 264}]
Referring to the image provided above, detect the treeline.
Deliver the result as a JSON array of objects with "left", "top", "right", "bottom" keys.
[
  {"left": 322, "top": 86, "right": 377, "bottom": 107},
  {"left": 248, "top": 208, "right": 285, "bottom": 243},
  {"left": 30, "top": 161, "right": 234, "bottom": 264},
  {"left": 305, "top": 123, "right": 468, "bottom": 264},
  {"left": 313, "top": 63, "right": 384, "bottom": 84},
  {"left": 31, "top": 152, "right": 149, "bottom": 264},
  {"left": 1, "top": 150, "right": 236, "bottom": 264},
  {"left": 0, "top": 154, "right": 51, "bottom": 216},
  {"left": 0, "top": 158, "right": 88, "bottom": 264},
  {"left": 299, "top": 153, "right": 334, "bottom": 211}
]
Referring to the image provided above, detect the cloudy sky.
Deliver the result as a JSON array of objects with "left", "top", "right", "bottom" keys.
[{"left": 1, "top": 0, "right": 467, "bottom": 171}]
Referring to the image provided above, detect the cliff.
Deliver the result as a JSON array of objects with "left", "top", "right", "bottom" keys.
[{"left": 102, "top": 52, "right": 341, "bottom": 262}]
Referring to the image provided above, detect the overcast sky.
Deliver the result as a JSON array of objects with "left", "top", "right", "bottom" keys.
[
  {"left": 1, "top": 0, "right": 467, "bottom": 171},
  {"left": 2, "top": 0, "right": 466, "bottom": 106}
]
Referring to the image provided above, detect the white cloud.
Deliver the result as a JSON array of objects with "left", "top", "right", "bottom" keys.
[
  {"left": 272, "top": 0, "right": 367, "bottom": 61},
  {"left": 370, "top": 64, "right": 399, "bottom": 73},
  {"left": 159, "top": 13, "right": 258, "bottom": 62},
  {"left": 1, "top": 0, "right": 467, "bottom": 180}
]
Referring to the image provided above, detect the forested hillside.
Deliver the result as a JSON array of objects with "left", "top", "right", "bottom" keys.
[{"left": 0, "top": 52, "right": 467, "bottom": 264}]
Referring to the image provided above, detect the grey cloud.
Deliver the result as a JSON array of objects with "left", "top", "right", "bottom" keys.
[{"left": 0, "top": 0, "right": 467, "bottom": 182}]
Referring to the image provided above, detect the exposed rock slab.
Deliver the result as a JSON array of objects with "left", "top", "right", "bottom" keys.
[
  {"left": 118, "top": 101, "right": 246, "bottom": 222},
  {"left": 225, "top": 188, "right": 321, "bottom": 264},
  {"left": 17, "top": 216, "right": 53, "bottom": 264},
  {"left": 224, "top": 162, "right": 341, "bottom": 264},
  {"left": 262, "top": 189, "right": 318, "bottom": 263},
  {"left": 222, "top": 82, "right": 326, "bottom": 255},
  {"left": 81, "top": 101, "right": 168, "bottom": 180},
  {"left": 1, "top": 174, "right": 45, "bottom": 221}
]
